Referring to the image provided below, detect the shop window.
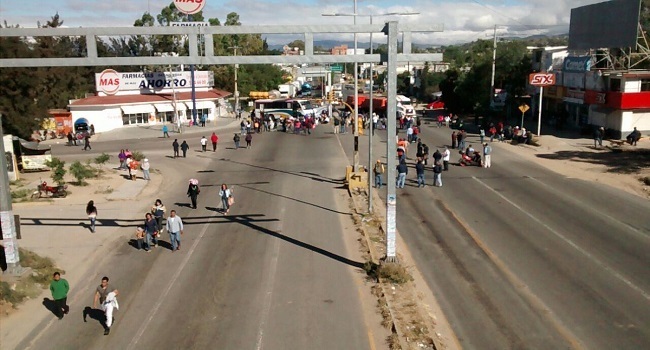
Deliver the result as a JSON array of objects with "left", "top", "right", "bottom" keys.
[
  {"left": 122, "top": 115, "right": 130, "bottom": 125},
  {"left": 641, "top": 79, "right": 650, "bottom": 92}
]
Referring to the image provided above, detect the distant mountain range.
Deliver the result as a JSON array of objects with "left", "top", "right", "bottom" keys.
[{"left": 266, "top": 34, "right": 569, "bottom": 51}]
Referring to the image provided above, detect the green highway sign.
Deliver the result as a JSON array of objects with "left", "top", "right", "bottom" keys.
[{"left": 330, "top": 64, "right": 343, "bottom": 72}]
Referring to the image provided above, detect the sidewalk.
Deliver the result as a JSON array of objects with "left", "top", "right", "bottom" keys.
[
  {"left": 40, "top": 114, "right": 248, "bottom": 145},
  {"left": 1, "top": 165, "right": 162, "bottom": 349}
]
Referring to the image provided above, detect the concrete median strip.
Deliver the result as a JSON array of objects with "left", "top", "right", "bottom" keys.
[{"left": 348, "top": 188, "right": 459, "bottom": 350}]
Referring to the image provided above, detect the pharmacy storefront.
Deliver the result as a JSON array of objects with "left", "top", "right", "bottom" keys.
[{"left": 68, "top": 70, "right": 231, "bottom": 133}]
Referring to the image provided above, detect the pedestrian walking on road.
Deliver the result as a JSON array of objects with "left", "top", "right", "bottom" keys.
[
  {"left": 83, "top": 134, "right": 92, "bottom": 151},
  {"left": 433, "top": 161, "right": 443, "bottom": 187},
  {"left": 93, "top": 276, "right": 119, "bottom": 335},
  {"left": 233, "top": 133, "right": 241, "bottom": 149},
  {"left": 245, "top": 132, "right": 253, "bottom": 149},
  {"left": 162, "top": 125, "right": 169, "bottom": 138},
  {"left": 166, "top": 210, "right": 183, "bottom": 251},
  {"left": 118, "top": 149, "right": 127, "bottom": 169},
  {"left": 593, "top": 127, "right": 604, "bottom": 148},
  {"left": 211, "top": 132, "right": 218, "bottom": 151},
  {"left": 86, "top": 200, "right": 97, "bottom": 233},
  {"left": 457, "top": 130, "right": 466, "bottom": 150},
  {"left": 442, "top": 147, "right": 450, "bottom": 171},
  {"left": 219, "top": 184, "right": 233, "bottom": 215},
  {"left": 396, "top": 159, "right": 408, "bottom": 189},
  {"left": 50, "top": 272, "right": 70, "bottom": 320},
  {"left": 483, "top": 143, "right": 492, "bottom": 168},
  {"left": 374, "top": 160, "right": 385, "bottom": 189},
  {"left": 143, "top": 213, "right": 158, "bottom": 251},
  {"left": 416, "top": 158, "right": 425, "bottom": 188},
  {"left": 187, "top": 179, "right": 200, "bottom": 209},
  {"left": 141, "top": 158, "right": 151, "bottom": 180},
  {"left": 433, "top": 149, "right": 442, "bottom": 165},
  {"left": 200, "top": 136, "right": 208, "bottom": 152},
  {"left": 151, "top": 199, "right": 166, "bottom": 235},
  {"left": 451, "top": 131, "right": 457, "bottom": 149},
  {"left": 180, "top": 140, "right": 189, "bottom": 158},
  {"left": 172, "top": 139, "right": 179, "bottom": 158},
  {"left": 479, "top": 127, "right": 485, "bottom": 144}
]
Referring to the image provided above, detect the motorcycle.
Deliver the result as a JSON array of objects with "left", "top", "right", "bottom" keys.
[
  {"left": 37, "top": 181, "right": 68, "bottom": 198},
  {"left": 459, "top": 152, "right": 482, "bottom": 167}
]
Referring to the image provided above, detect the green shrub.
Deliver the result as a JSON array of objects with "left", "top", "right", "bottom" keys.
[
  {"left": 94, "top": 153, "right": 110, "bottom": 166},
  {"left": 11, "top": 188, "right": 32, "bottom": 202},
  {"left": 131, "top": 151, "right": 145, "bottom": 161},
  {"left": 46, "top": 157, "right": 66, "bottom": 186},
  {"left": 69, "top": 161, "right": 95, "bottom": 186},
  {"left": 0, "top": 281, "right": 27, "bottom": 305},
  {"left": 19, "top": 248, "right": 62, "bottom": 285}
]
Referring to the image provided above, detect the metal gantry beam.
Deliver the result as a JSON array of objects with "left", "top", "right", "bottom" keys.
[{"left": 0, "top": 24, "right": 443, "bottom": 67}]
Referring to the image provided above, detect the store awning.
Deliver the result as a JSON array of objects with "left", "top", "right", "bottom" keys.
[
  {"left": 184, "top": 100, "right": 215, "bottom": 110},
  {"left": 154, "top": 103, "right": 185, "bottom": 112},
  {"left": 121, "top": 104, "right": 154, "bottom": 115}
]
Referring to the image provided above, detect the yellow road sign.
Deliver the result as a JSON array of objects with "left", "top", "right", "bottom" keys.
[{"left": 519, "top": 104, "right": 530, "bottom": 113}]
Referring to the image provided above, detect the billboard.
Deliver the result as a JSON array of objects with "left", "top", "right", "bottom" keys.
[
  {"left": 568, "top": 0, "right": 641, "bottom": 50},
  {"left": 95, "top": 70, "right": 214, "bottom": 96}
]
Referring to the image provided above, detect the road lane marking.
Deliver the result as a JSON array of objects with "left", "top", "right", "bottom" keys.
[
  {"left": 526, "top": 176, "right": 649, "bottom": 241},
  {"left": 126, "top": 214, "right": 215, "bottom": 350},
  {"left": 440, "top": 199, "right": 585, "bottom": 350},
  {"left": 472, "top": 176, "right": 650, "bottom": 302},
  {"left": 255, "top": 207, "right": 283, "bottom": 350}
]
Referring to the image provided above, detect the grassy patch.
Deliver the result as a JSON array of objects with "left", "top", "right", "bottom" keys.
[
  {"left": 94, "top": 186, "right": 114, "bottom": 194},
  {"left": 0, "top": 249, "right": 62, "bottom": 310},
  {"left": 378, "top": 263, "right": 414, "bottom": 285},
  {"left": 641, "top": 176, "right": 650, "bottom": 186},
  {"left": 11, "top": 188, "right": 32, "bottom": 202},
  {"left": 19, "top": 248, "right": 63, "bottom": 285}
]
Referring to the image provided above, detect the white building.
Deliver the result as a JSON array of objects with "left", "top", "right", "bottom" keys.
[{"left": 68, "top": 69, "right": 231, "bottom": 133}]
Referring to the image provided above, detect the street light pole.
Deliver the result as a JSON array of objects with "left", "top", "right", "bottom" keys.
[
  {"left": 353, "top": 0, "right": 359, "bottom": 172},
  {"left": 0, "top": 113, "right": 22, "bottom": 272},
  {"left": 490, "top": 24, "right": 497, "bottom": 109},
  {"left": 229, "top": 46, "right": 240, "bottom": 117},
  {"left": 368, "top": 15, "right": 374, "bottom": 211}
]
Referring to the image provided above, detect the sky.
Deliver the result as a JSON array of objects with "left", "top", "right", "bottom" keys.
[{"left": 0, "top": 0, "right": 610, "bottom": 46}]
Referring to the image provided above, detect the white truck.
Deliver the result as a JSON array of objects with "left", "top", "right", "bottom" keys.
[
  {"left": 396, "top": 95, "right": 416, "bottom": 119},
  {"left": 278, "top": 84, "right": 297, "bottom": 98}
]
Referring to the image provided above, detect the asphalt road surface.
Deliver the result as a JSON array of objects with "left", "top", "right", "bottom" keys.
[
  {"left": 22, "top": 125, "right": 384, "bottom": 350},
  {"left": 343, "top": 117, "right": 650, "bottom": 349}
]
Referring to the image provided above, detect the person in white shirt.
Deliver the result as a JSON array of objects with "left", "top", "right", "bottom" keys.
[
  {"left": 372, "top": 113, "right": 379, "bottom": 135},
  {"left": 442, "top": 147, "right": 451, "bottom": 171},
  {"left": 200, "top": 136, "right": 208, "bottom": 152}
]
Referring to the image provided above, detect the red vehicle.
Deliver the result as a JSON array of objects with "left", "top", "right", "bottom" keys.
[{"left": 37, "top": 181, "right": 68, "bottom": 198}]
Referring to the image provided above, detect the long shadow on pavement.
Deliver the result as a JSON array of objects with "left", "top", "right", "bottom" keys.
[
  {"left": 536, "top": 148, "right": 650, "bottom": 174},
  {"left": 218, "top": 158, "right": 346, "bottom": 185},
  {"left": 237, "top": 184, "right": 351, "bottom": 216},
  {"left": 218, "top": 213, "right": 364, "bottom": 269}
]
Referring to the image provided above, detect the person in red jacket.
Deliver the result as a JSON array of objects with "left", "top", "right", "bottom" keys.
[{"left": 210, "top": 132, "right": 218, "bottom": 152}]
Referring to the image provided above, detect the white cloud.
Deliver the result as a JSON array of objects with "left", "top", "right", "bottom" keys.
[{"left": 0, "top": 0, "right": 610, "bottom": 46}]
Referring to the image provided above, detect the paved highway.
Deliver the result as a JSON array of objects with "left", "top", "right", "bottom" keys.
[
  {"left": 343, "top": 117, "right": 650, "bottom": 349},
  {"left": 23, "top": 125, "right": 387, "bottom": 350}
]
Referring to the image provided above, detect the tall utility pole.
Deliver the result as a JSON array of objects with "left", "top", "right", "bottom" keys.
[
  {"left": 490, "top": 24, "right": 497, "bottom": 109},
  {"left": 0, "top": 113, "right": 21, "bottom": 271},
  {"left": 353, "top": 0, "right": 360, "bottom": 172},
  {"left": 229, "top": 46, "right": 240, "bottom": 115},
  {"left": 385, "top": 21, "right": 398, "bottom": 263},
  {"left": 368, "top": 15, "right": 375, "bottom": 212}
]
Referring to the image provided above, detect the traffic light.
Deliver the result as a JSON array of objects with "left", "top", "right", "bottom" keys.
[{"left": 328, "top": 91, "right": 335, "bottom": 101}]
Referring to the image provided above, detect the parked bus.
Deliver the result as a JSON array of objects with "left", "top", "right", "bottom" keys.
[{"left": 254, "top": 98, "right": 326, "bottom": 119}]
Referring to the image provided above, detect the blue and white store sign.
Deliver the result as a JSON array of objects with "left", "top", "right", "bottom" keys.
[
  {"left": 563, "top": 56, "right": 592, "bottom": 73},
  {"left": 95, "top": 70, "right": 214, "bottom": 96}
]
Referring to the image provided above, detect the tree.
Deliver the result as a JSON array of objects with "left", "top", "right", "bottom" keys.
[{"left": 286, "top": 40, "right": 305, "bottom": 52}]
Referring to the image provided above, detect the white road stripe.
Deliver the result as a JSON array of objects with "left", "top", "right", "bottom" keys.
[
  {"left": 472, "top": 176, "right": 650, "bottom": 302},
  {"left": 255, "top": 207, "right": 283, "bottom": 350},
  {"left": 126, "top": 216, "right": 215, "bottom": 350}
]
